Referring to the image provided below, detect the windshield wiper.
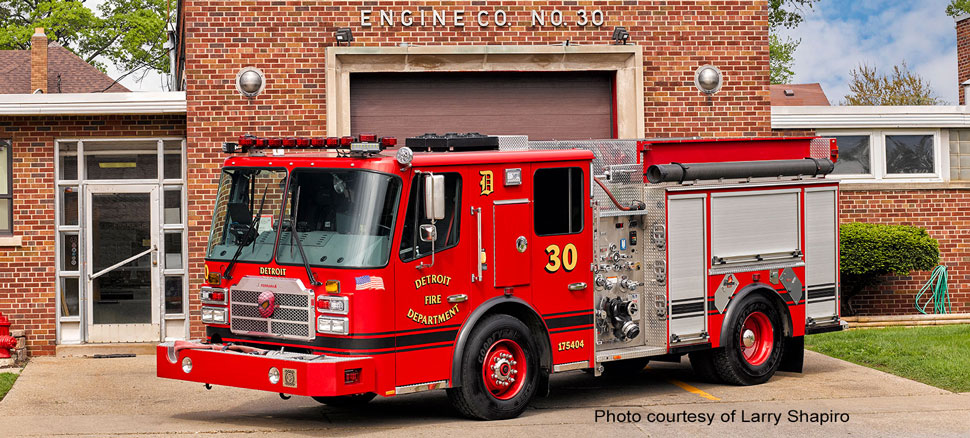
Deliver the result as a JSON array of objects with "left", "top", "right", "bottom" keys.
[
  {"left": 288, "top": 185, "right": 322, "bottom": 286},
  {"left": 223, "top": 184, "right": 269, "bottom": 280}
]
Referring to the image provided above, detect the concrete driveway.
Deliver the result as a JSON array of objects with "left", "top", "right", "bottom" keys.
[{"left": 1, "top": 351, "right": 969, "bottom": 437}]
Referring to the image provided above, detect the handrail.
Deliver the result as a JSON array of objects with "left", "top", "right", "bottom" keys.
[{"left": 88, "top": 245, "right": 156, "bottom": 281}]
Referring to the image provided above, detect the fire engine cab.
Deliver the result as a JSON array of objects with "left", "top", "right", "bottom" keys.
[{"left": 157, "top": 133, "right": 844, "bottom": 420}]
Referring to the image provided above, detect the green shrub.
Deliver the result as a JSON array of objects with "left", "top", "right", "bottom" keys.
[
  {"left": 839, "top": 222, "right": 939, "bottom": 315},
  {"left": 840, "top": 222, "right": 939, "bottom": 276}
]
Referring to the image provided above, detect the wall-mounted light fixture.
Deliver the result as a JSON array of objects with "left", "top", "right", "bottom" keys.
[
  {"left": 611, "top": 27, "right": 630, "bottom": 45},
  {"left": 236, "top": 67, "right": 265, "bottom": 99},
  {"left": 335, "top": 28, "right": 354, "bottom": 45},
  {"left": 694, "top": 64, "right": 723, "bottom": 95}
]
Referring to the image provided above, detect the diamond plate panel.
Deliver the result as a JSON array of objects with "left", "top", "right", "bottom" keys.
[
  {"left": 810, "top": 137, "right": 832, "bottom": 159},
  {"left": 523, "top": 140, "right": 643, "bottom": 215},
  {"left": 641, "top": 186, "right": 667, "bottom": 348}
]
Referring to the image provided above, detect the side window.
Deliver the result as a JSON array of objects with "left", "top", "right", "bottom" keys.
[
  {"left": 399, "top": 173, "right": 462, "bottom": 262},
  {"left": 0, "top": 139, "right": 10, "bottom": 235},
  {"left": 534, "top": 167, "right": 583, "bottom": 236}
]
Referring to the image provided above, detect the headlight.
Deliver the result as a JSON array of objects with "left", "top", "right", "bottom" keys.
[
  {"left": 268, "top": 367, "right": 280, "bottom": 384},
  {"left": 317, "top": 316, "right": 349, "bottom": 335},
  {"left": 201, "top": 307, "right": 227, "bottom": 324}
]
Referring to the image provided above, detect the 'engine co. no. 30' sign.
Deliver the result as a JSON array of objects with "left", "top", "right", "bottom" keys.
[{"left": 360, "top": 9, "right": 607, "bottom": 29}]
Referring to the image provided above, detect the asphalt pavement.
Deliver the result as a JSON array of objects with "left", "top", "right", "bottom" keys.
[{"left": 1, "top": 350, "right": 969, "bottom": 437}]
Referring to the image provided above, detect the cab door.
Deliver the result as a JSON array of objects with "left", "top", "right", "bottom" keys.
[{"left": 393, "top": 170, "right": 469, "bottom": 386}]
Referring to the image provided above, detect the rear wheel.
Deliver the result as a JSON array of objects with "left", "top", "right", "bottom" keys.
[
  {"left": 712, "top": 294, "right": 785, "bottom": 385},
  {"left": 447, "top": 314, "right": 539, "bottom": 420},
  {"left": 311, "top": 392, "right": 376, "bottom": 407},
  {"left": 601, "top": 357, "right": 650, "bottom": 376}
]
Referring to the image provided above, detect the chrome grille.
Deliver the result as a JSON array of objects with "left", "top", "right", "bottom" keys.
[{"left": 229, "top": 276, "right": 315, "bottom": 341}]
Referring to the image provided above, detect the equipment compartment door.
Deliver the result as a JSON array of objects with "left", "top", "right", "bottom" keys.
[
  {"left": 804, "top": 187, "right": 839, "bottom": 322},
  {"left": 492, "top": 201, "right": 532, "bottom": 287},
  {"left": 667, "top": 194, "right": 708, "bottom": 343}
]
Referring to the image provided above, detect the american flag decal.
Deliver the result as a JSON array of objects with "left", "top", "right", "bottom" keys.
[{"left": 355, "top": 275, "right": 385, "bottom": 290}]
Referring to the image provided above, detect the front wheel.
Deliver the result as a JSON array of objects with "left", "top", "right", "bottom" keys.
[
  {"left": 712, "top": 294, "right": 785, "bottom": 385},
  {"left": 447, "top": 314, "right": 539, "bottom": 420}
]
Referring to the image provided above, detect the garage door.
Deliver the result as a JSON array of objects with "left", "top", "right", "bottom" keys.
[{"left": 350, "top": 71, "right": 614, "bottom": 141}]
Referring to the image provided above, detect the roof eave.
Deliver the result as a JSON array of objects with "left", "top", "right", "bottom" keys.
[{"left": 0, "top": 92, "right": 186, "bottom": 115}]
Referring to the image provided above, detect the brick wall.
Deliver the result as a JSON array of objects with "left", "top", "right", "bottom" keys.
[
  {"left": 840, "top": 188, "right": 970, "bottom": 315},
  {"left": 959, "top": 17, "right": 969, "bottom": 105},
  {"left": 183, "top": 0, "right": 773, "bottom": 336},
  {"left": 0, "top": 115, "right": 186, "bottom": 355}
]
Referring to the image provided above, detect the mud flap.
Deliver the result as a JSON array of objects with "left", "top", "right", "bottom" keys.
[
  {"left": 536, "top": 370, "right": 550, "bottom": 397},
  {"left": 778, "top": 336, "right": 804, "bottom": 373}
]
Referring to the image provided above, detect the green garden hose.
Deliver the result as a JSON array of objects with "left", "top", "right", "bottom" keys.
[{"left": 915, "top": 265, "right": 950, "bottom": 315}]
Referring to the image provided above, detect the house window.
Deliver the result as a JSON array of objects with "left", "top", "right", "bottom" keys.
[
  {"left": 0, "top": 139, "right": 11, "bottom": 235},
  {"left": 823, "top": 131, "right": 941, "bottom": 182}
]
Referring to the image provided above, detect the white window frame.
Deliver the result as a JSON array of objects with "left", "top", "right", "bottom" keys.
[{"left": 819, "top": 129, "right": 944, "bottom": 183}]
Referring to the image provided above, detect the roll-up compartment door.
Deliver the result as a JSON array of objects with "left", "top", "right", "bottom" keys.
[
  {"left": 805, "top": 188, "right": 839, "bottom": 322},
  {"left": 667, "top": 194, "right": 707, "bottom": 342}
]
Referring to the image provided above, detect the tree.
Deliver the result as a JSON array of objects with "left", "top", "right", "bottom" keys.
[
  {"left": 842, "top": 62, "right": 943, "bottom": 105},
  {"left": 0, "top": 0, "right": 170, "bottom": 83},
  {"left": 946, "top": 0, "right": 970, "bottom": 17},
  {"left": 768, "top": 0, "right": 819, "bottom": 85}
]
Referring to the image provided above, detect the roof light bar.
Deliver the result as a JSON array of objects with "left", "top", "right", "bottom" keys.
[{"left": 223, "top": 134, "right": 396, "bottom": 154}]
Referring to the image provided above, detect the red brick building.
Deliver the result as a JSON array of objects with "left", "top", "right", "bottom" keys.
[{"left": 12, "top": 0, "right": 966, "bottom": 356}]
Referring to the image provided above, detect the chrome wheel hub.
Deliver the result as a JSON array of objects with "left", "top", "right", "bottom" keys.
[
  {"left": 491, "top": 353, "right": 517, "bottom": 385},
  {"left": 742, "top": 329, "right": 756, "bottom": 348}
]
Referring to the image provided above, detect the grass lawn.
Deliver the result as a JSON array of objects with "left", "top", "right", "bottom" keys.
[
  {"left": 0, "top": 372, "right": 18, "bottom": 401},
  {"left": 806, "top": 324, "right": 970, "bottom": 393}
]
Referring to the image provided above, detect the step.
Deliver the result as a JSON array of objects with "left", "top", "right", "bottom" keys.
[{"left": 56, "top": 343, "right": 157, "bottom": 357}]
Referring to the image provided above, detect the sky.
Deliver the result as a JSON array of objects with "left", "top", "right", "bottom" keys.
[{"left": 779, "top": 0, "right": 959, "bottom": 104}]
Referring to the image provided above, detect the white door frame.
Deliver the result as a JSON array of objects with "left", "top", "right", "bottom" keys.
[{"left": 84, "top": 184, "right": 160, "bottom": 343}]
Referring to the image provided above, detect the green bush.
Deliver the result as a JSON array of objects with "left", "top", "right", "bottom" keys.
[
  {"left": 839, "top": 223, "right": 939, "bottom": 315},
  {"left": 840, "top": 222, "right": 939, "bottom": 276}
]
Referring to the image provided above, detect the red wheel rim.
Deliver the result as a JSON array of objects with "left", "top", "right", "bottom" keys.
[
  {"left": 739, "top": 311, "right": 773, "bottom": 366},
  {"left": 481, "top": 338, "right": 527, "bottom": 400}
]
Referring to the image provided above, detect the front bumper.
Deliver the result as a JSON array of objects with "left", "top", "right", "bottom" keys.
[{"left": 156, "top": 341, "right": 375, "bottom": 397}]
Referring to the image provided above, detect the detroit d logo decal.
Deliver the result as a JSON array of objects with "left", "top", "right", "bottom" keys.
[{"left": 256, "top": 290, "right": 276, "bottom": 318}]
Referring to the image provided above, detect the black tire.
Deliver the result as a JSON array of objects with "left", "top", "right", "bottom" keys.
[
  {"left": 601, "top": 357, "right": 650, "bottom": 376},
  {"left": 688, "top": 349, "right": 722, "bottom": 383},
  {"left": 311, "top": 392, "right": 377, "bottom": 407},
  {"left": 712, "top": 294, "right": 785, "bottom": 385},
  {"left": 447, "top": 314, "right": 540, "bottom": 420}
]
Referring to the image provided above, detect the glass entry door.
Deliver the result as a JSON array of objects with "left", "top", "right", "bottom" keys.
[{"left": 85, "top": 184, "right": 160, "bottom": 342}]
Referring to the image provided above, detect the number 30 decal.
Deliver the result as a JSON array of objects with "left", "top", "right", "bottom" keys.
[{"left": 545, "top": 243, "right": 578, "bottom": 273}]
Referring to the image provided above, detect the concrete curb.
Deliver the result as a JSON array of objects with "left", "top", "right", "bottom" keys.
[{"left": 842, "top": 313, "right": 970, "bottom": 329}]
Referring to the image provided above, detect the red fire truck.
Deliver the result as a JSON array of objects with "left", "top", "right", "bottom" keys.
[{"left": 157, "top": 133, "right": 843, "bottom": 420}]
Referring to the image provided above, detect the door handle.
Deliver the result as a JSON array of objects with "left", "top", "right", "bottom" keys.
[
  {"left": 447, "top": 294, "right": 468, "bottom": 303},
  {"left": 567, "top": 282, "right": 587, "bottom": 291}
]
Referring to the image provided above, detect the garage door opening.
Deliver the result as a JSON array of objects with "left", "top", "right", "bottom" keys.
[{"left": 350, "top": 71, "right": 615, "bottom": 141}]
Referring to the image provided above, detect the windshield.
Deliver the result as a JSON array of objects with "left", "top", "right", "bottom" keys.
[
  {"left": 276, "top": 169, "right": 402, "bottom": 269},
  {"left": 206, "top": 168, "right": 288, "bottom": 262}
]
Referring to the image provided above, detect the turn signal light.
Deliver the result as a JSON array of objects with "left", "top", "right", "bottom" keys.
[
  {"left": 325, "top": 280, "right": 340, "bottom": 294},
  {"left": 207, "top": 271, "right": 221, "bottom": 285},
  {"left": 344, "top": 368, "right": 361, "bottom": 384}
]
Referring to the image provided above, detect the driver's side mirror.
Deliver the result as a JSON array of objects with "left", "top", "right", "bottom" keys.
[
  {"left": 419, "top": 224, "right": 437, "bottom": 243},
  {"left": 423, "top": 174, "right": 445, "bottom": 220}
]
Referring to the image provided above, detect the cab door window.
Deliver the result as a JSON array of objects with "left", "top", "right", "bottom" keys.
[
  {"left": 399, "top": 173, "right": 462, "bottom": 262},
  {"left": 534, "top": 167, "right": 584, "bottom": 235}
]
